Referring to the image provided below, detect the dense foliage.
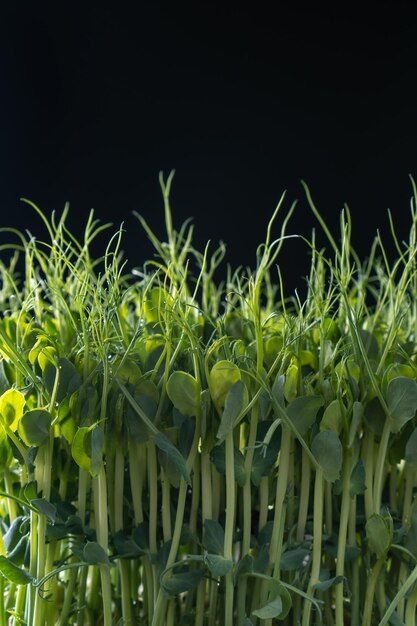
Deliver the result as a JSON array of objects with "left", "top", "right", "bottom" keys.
[{"left": 1, "top": 174, "right": 417, "bottom": 625}]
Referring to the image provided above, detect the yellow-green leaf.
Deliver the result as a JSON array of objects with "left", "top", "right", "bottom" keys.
[{"left": 0, "top": 389, "right": 25, "bottom": 432}]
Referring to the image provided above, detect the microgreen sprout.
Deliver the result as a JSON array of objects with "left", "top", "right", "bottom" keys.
[{"left": 0, "top": 174, "right": 417, "bottom": 625}]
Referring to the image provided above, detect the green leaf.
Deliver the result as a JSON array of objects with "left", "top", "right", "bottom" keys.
[
  {"left": 405, "top": 427, "right": 417, "bottom": 467},
  {"left": 157, "top": 428, "right": 181, "bottom": 489},
  {"left": 210, "top": 442, "right": 246, "bottom": 487},
  {"left": 234, "top": 554, "right": 254, "bottom": 584},
  {"left": 320, "top": 399, "right": 343, "bottom": 435},
  {"left": 166, "top": 371, "right": 200, "bottom": 417},
  {"left": 348, "top": 401, "right": 364, "bottom": 447},
  {"left": 280, "top": 548, "right": 310, "bottom": 571},
  {"left": 0, "top": 556, "right": 33, "bottom": 584},
  {"left": 154, "top": 432, "right": 190, "bottom": 483},
  {"left": 44, "top": 358, "right": 82, "bottom": 403},
  {"left": 205, "top": 553, "right": 233, "bottom": 576},
  {"left": 71, "top": 427, "right": 91, "bottom": 473},
  {"left": 209, "top": 360, "right": 241, "bottom": 415},
  {"left": 3, "top": 516, "right": 25, "bottom": 554},
  {"left": 203, "top": 519, "right": 225, "bottom": 555},
  {"left": 252, "top": 596, "right": 283, "bottom": 620},
  {"left": 160, "top": 566, "right": 205, "bottom": 596},
  {"left": 271, "top": 374, "right": 285, "bottom": 409},
  {"left": 143, "top": 287, "right": 173, "bottom": 323},
  {"left": 18, "top": 409, "right": 52, "bottom": 447},
  {"left": 251, "top": 420, "right": 281, "bottom": 486},
  {"left": 71, "top": 424, "right": 103, "bottom": 477},
  {"left": 133, "top": 522, "right": 150, "bottom": 553},
  {"left": 284, "top": 361, "right": 298, "bottom": 403},
  {"left": 364, "top": 396, "right": 385, "bottom": 438},
  {"left": 0, "top": 389, "right": 25, "bottom": 432},
  {"left": 31, "top": 498, "right": 57, "bottom": 523},
  {"left": 311, "top": 430, "right": 343, "bottom": 482},
  {"left": 90, "top": 427, "right": 104, "bottom": 476},
  {"left": 314, "top": 575, "right": 344, "bottom": 591},
  {"left": 83, "top": 541, "right": 110, "bottom": 565},
  {"left": 387, "top": 376, "right": 417, "bottom": 433},
  {"left": 366, "top": 514, "right": 392, "bottom": 558},
  {"left": 350, "top": 459, "right": 366, "bottom": 497},
  {"left": 287, "top": 395, "right": 324, "bottom": 436},
  {"left": 251, "top": 578, "right": 292, "bottom": 621},
  {"left": 216, "top": 379, "right": 248, "bottom": 441},
  {"left": 125, "top": 393, "right": 156, "bottom": 443},
  {"left": 0, "top": 360, "right": 11, "bottom": 395},
  {"left": 113, "top": 530, "right": 143, "bottom": 559}
]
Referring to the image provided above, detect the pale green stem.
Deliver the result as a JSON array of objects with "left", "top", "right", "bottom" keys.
[
  {"left": 296, "top": 449, "right": 311, "bottom": 543},
  {"left": 224, "top": 431, "right": 236, "bottom": 626},
  {"left": 335, "top": 450, "right": 352, "bottom": 626},
  {"left": 302, "top": 468, "right": 324, "bottom": 626},
  {"left": 373, "top": 420, "right": 391, "bottom": 514},
  {"left": 362, "top": 555, "right": 385, "bottom": 626}
]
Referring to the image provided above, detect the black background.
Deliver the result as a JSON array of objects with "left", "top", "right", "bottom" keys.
[{"left": 1, "top": 3, "right": 417, "bottom": 291}]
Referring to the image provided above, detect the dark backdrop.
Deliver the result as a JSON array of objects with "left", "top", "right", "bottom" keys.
[{"left": 1, "top": 3, "right": 417, "bottom": 291}]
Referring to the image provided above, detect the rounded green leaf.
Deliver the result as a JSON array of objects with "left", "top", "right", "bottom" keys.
[
  {"left": 287, "top": 395, "right": 324, "bottom": 436},
  {"left": 83, "top": 541, "right": 110, "bottom": 565},
  {"left": 366, "top": 514, "right": 392, "bottom": 557},
  {"left": 216, "top": 379, "right": 248, "bottom": 441},
  {"left": 71, "top": 427, "right": 92, "bottom": 473},
  {"left": 166, "top": 371, "right": 199, "bottom": 417},
  {"left": 209, "top": 360, "right": 241, "bottom": 415},
  {"left": 320, "top": 399, "right": 344, "bottom": 435},
  {"left": 0, "top": 389, "right": 25, "bottom": 432},
  {"left": 252, "top": 596, "right": 283, "bottom": 620},
  {"left": 387, "top": 376, "right": 417, "bottom": 433},
  {"left": 161, "top": 566, "right": 205, "bottom": 596},
  {"left": 311, "top": 430, "right": 343, "bottom": 482},
  {"left": 205, "top": 554, "right": 233, "bottom": 576},
  {"left": 143, "top": 287, "right": 173, "bottom": 323},
  {"left": 18, "top": 409, "right": 52, "bottom": 446},
  {"left": 405, "top": 427, "right": 417, "bottom": 467}
]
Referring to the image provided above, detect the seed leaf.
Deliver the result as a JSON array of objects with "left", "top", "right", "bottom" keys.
[
  {"left": 366, "top": 514, "right": 392, "bottom": 558},
  {"left": 287, "top": 395, "right": 324, "bottom": 436},
  {"left": 203, "top": 519, "right": 225, "bottom": 555},
  {"left": 18, "top": 409, "right": 52, "bottom": 447},
  {"left": 160, "top": 566, "right": 205, "bottom": 596},
  {"left": 44, "top": 358, "right": 82, "bottom": 403},
  {"left": 251, "top": 420, "right": 281, "bottom": 486},
  {"left": 205, "top": 553, "right": 233, "bottom": 576},
  {"left": 387, "top": 376, "right": 417, "bottom": 433},
  {"left": 0, "top": 389, "right": 25, "bottom": 433},
  {"left": 83, "top": 541, "right": 110, "bottom": 565},
  {"left": 311, "top": 430, "right": 343, "bottom": 482},
  {"left": 348, "top": 401, "right": 364, "bottom": 447},
  {"left": 314, "top": 575, "right": 344, "bottom": 591},
  {"left": 280, "top": 548, "right": 310, "bottom": 571},
  {"left": 71, "top": 427, "right": 91, "bottom": 473},
  {"left": 252, "top": 596, "right": 283, "bottom": 620},
  {"left": 90, "top": 427, "right": 104, "bottom": 476},
  {"left": 349, "top": 459, "right": 366, "bottom": 497},
  {"left": 167, "top": 371, "right": 199, "bottom": 417},
  {"left": 31, "top": 498, "right": 57, "bottom": 522},
  {"left": 320, "top": 399, "right": 343, "bottom": 435},
  {"left": 216, "top": 379, "right": 248, "bottom": 441},
  {"left": 209, "top": 360, "right": 241, "bottom": 415}
]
